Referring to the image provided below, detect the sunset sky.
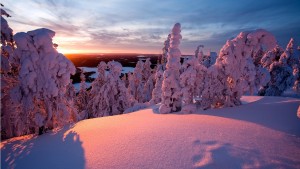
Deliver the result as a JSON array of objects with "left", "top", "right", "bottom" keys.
[{"left": 2, "top": 0, "right": 300, "bottom": 54}]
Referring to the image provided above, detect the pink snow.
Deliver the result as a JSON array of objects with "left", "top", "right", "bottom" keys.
[{"left": 1, "top": 96, "right": 300, "bottom": 169}]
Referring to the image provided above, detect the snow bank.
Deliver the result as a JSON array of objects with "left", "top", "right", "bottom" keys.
[{"left": 1, "top": 96, "right": 300, "bottom": 169}]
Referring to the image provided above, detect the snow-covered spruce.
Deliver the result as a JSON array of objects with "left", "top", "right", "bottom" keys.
[
  {"left": 204, "top": 29, "right": 276, "bottom": 108},
  {"left": 1, "top": 7, "right": 15, "bottom": 74},
  {"left": 261, "top": 45, "right": 284, "bottom": 70},
  {"left": 88, "top": 61, "right": 107, "bottom": 118},
  {"left": 142, "top": 58, "right": 155, "bottom": 102},
  {"left": 1, "top": 8, "right": 22, "bottom": 139},
  {"left": 128, "top": 60, "right": 145, "bottom": 103},
  {"left": 150, "top": 33, "right": 173, "bottom": 105},
  {"left": 180, "top": 56, "right": 199, "bottom": 113},
  {"left": 150, "top": 65, "right": 164, "bottom": 104},
  {"left": 75, "top": 71, "right": 89, "bottom": 120},
  {"left": 89, "top": 61, "right": 134, "bottom": 117},
  {"left": 195, "top": 45, "right": 204, "bottom": 65},
  {"left": 200, "top": 65, "right": 223, "bottom": 109},
  {"left": 259, "top": 38, "right": 299, "bottom": 95},
  {"left": 161, "top": 34, "right": 171, "bottom": 69},
  {"left": 10, "top": 28, "right": 77, "bottom": 136},
  {"left": 159, "top": 23, "right": 182, "bottom": 114},
  {"left": 283, "top": 38, "right": 300, "bottom": 93},
  {"left": 143, "top": 72, "right": 155, "bottom": 103}
]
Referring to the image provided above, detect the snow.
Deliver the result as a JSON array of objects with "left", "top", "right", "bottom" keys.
[{"left": 2, "top": 96, "right": 300, "bottom": 169}]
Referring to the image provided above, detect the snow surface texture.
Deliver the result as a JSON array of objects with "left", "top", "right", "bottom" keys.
[{"left": 1, "top": 96, "right": 300, "bottom": 169}]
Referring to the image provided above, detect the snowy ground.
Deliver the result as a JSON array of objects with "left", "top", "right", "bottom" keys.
[{"left": 1, "top": 96, "right": 300, "bottom": 169}]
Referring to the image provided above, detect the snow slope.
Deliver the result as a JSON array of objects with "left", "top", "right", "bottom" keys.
[{"left": 1, "top": 96, "right": 300, "bottom": 169}]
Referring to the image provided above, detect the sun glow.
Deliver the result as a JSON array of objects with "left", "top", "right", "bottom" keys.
[{"left": 56, "top": 47, "right": 111, "bottom": 54}]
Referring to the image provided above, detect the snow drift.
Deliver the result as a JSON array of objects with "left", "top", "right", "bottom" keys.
[{"left": 1, "top": 96, "right": 300, "bottom": 169}]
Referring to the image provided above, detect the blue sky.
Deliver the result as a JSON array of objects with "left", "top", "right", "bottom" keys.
[{"left": 2, "top": 0, "right": 300, "bottom": 54}]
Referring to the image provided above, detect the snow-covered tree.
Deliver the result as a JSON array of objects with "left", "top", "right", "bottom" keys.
[
  {"left": 180, "top": 56, "right": 199, "bottom": 113},
  {"left": 261, "top": 45, "right": 284, "bottom": 69},
  {"left": 141, "top": 58, "right": 154, "bottom": 102},
  {"left": 89, "top": 61, "right": 134, "bottom": 117},
  {"left": 10, "top": 28, "right": 77, "bottom": 136},
  {"left": 75, "top": 71, "right": 89, "bottom": 120},
  {"left": 280, "top": 38, "right": 299, "bottom": 72},
  {"left": 88, "top": 61, "right": 107, "bottom": 118},
  {"left": 143, "top": 73, "right": 155, "bottom": 102},
  {"left": 259, "top": 38, "right": 298, "bottom": 96},
  {"left": 150, "top": 34, "right": 172, "bottom": 105},
  {"left": 202, "top": 29, "right": 276, "bottom": 108},
  {"left": 0, "top": 7, "right": 23, "bottom": 139},
  {"left": 281, "top": 38, "right": 300, "bottom": 93},
  {"left": 150, "top": 65, "right": 164, "bottom": 104},
  {"left": 159, "top": 23, "right": 183, "bottom": 114},
  {"left": 200, "top": 65, "right": 223, "bottom": 109},
  {"left": 195, "top": 45, "right": 204, "bottom": 64},
  {"left": 142, "top": 58, "right": 152, "bottom": 82},
  {"left": 65, "top": 80, "right": 76, "bottom": 104},
  {"left": 161, "top": 34, "right": 171, "bottom": 69},
  {"left": 128, "top": 60, "right": 145, "bottom": 102}
]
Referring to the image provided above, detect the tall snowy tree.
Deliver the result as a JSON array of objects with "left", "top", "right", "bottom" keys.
[
  {"left": 159, "top": 23, "right": 183, "bottom": 114},
  {"left": 150, "top": 34, "right": 172, "bottom": 105},
  {"left": 10, "top": 28, "right": 77, "bottom": 136}
]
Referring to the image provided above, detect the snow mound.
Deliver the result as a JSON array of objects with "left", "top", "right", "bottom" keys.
[{"left": 1, "top": 96, "right": 300, "bottom": 169}]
